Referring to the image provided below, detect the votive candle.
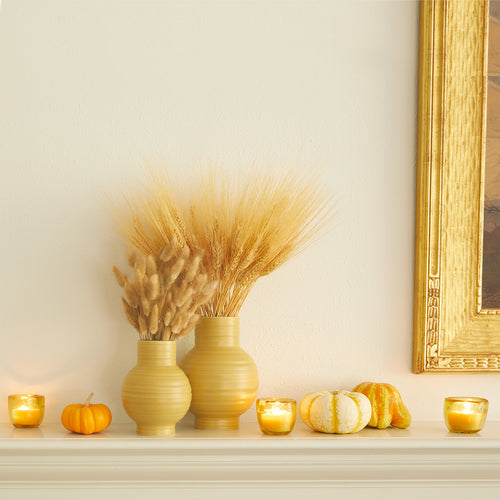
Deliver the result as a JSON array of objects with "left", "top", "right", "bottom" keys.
[
  {"left": 444, "top": 397, "right": 488, "bottom": 433},
  {"left": 256, "top": 398, "right": 296, "bottom": 435},
  {"left": 8, "top": 394, "right": 45, "bottom": 428}
]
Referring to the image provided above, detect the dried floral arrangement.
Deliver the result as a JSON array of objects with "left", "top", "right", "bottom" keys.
[
  {"left": 116, "top": 167, "right": 334, "bottom": 318},
  {"left": 113, "top": 242, "right": 217, "bottom": 340}
]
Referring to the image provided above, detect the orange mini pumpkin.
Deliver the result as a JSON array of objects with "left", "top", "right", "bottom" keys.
[
  {"left": 353, "top": 382, "right": 411, "bottom": 429},
  {"left": 61, "top": 393, "right": 112, "bottom": 434}
]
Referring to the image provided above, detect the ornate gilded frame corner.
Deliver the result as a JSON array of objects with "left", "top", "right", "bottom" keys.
[{"left": 413, "top": 0, "right": 500, "bottom": 373}]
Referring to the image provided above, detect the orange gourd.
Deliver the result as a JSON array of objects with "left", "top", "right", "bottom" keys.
[
  {"left": 61, "top": 393, "right": 112, "bottom": 434},
  {"left": 353, "top": 382, "right": 411, "bottom": 429}
]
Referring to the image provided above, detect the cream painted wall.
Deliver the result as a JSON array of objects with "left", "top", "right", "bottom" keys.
[{"left": 0, "top": 0, "right": 498, "bottom": 426}]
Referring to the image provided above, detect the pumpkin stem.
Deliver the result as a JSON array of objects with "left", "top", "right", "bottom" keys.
[{"left": 84, "top": 392, "right": 94, "bottom": 407}]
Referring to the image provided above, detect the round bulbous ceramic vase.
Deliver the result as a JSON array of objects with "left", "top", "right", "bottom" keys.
[
  {"left": 122, "top": 340, "right": 191, "bottom": 436},
  {"left": 181, "top": 316, "right": 259, "bottom": 430}
]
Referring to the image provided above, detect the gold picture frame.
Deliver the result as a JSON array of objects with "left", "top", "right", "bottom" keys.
[{"left": 413, "top": 0, "right": 500, "bottom": 373}]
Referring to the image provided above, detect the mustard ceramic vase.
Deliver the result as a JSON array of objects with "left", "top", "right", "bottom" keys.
[
  {"left": 122, "top": 340, "right": 191, "bottom": 436},
  {"left": 181, "top": 317, "right": 259, "bottom": 430}
]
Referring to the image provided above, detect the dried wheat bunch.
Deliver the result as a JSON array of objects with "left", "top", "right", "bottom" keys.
[
  {"left": 113, "top": 242, "right": 217, "bottom": 340},
  {"left": 116, "top": 171, "right": 188, "bottom": 257},
  {"left": 117, "top": 167, "right": 334, "bottom": 317}
]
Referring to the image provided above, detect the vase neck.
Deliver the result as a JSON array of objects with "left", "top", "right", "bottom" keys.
[
  {"left": 137, "top": 340, "right": 177, "bottom": 365},
  {"left": 195, "top": 317, "right": 240, "bottom": 347}
]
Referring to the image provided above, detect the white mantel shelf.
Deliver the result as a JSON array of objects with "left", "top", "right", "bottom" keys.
[{"left": 2, "top": 421, "right": 500, "bottom": 500}]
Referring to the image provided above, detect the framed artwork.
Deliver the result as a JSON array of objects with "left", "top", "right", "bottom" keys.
[{"left": 413, "top": 0, "right": 500, "bottom": 372}]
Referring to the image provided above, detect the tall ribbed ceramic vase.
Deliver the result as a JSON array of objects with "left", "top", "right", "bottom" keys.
[
  {"left": 122, "top": 340, "right": 191, "bottom": 436},
  {"left": 181, "top": 317, "right": 258, "bottom": 430}
]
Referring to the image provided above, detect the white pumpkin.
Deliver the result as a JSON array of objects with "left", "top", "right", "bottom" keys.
[{"left": 299, "top": 390, "right": 372, "bottom": 434}]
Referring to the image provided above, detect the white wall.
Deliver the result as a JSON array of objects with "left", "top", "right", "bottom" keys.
[{"left": 1, "top": 0, "right": 498, "bottom": 427}]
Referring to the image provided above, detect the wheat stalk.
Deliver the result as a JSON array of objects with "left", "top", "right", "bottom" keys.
[{"left": 116, "top": 166, "right": 334, "bottom": 317}]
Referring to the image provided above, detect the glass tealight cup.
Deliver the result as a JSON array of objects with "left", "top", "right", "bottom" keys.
[
  {"left": 444, "top": 397, "right": 488, "bottom": 433},
  {"left": 256, "top": 398, "right": 297, "bottom": 435},
  {"left": 8, "top": 394, "right": 45, "bottom": 428}
]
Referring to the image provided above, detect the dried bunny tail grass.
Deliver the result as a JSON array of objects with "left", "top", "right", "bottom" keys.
[
  {"left": 173, "top": 283, "right": 193, "bottom": 308},
  {"left": 164, "top": 291, "right": 175, "bottom": 318},
  {"left": 163, "top": 311, "right": 172, "bottom": 327},
  {"left": 157, "top": 294, "right": 166, "bottom": 316},
  {"left": 184, "top": 253, "right": 202, "bottom": 283},
  {"left": 149, "top": 304, "right": 159, "bottom": 335},
  {"left": 145, "top": 274, "right": 160, "bottom": 301},
  {"left": 138, "top": 315, "right": 148, "bottom": 337},
  {"left": 160, "top": 241, "right": 177, "bottom": 263},
  {"left": 172, "top": 314, "right": 200, "bottom": 341},
  {"left": 191, "top": 273, "right": 208, "bottom": 293},
  {"left": 135, "top": 254, "right": 146, "bottom": 280},
  {"left": 121, "top": 297, "right": 139, "bottom": 330},
  {"left": 141, "top": 296, "right": 151, "bottom": 317},
  {"left": 146, "top": 255, "right": 157, "bottom": 275},
  {"left": 124, "top": 280, "right": 140, "bottom": 308},
  {"left": 112, "top": 265, "right": 127, "bottom": 288},
  {"left": 180, "top": 244, "right": 190, "bottom": 260},
  {"left": 164, "top": 255, "right": 186, "bottom": 286},
  {"left": 127, "top": 248, "right": 138, "bottom": 268},
  {"left": 113, "top": 240, "right": 217, "bottom": 340},
  {"left": 170, "top": 310, "right": 188, "bottom": 335}
]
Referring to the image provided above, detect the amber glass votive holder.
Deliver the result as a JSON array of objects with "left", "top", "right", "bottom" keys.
[
  {"left": 8, "top": 394, "right": 45, "bottom": 428},
  {"left": 444, "top": 397, "right": 488, "bottom": 433},
  {"left": 256, "top": 398, "right": 297, "bottom": 435}
]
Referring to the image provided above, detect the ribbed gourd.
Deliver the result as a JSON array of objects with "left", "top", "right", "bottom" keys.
[
  {"left": 299, "top": 390, "right": 371, "bottom": 434},
  {"left": 353, "top": 382, "right": 411, "bottom": 429}
]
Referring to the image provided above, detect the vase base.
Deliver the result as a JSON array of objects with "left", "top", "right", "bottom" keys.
[
  {"left": 136, "top": 424, "right": 175, "bottom": 436},
  {"left": 195, "top": 416, "right": 239, "bottom": 430}
]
